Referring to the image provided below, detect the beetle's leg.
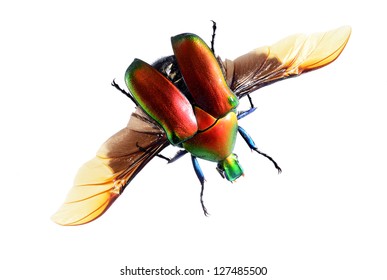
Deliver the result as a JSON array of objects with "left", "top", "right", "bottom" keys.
[
  {"left": 135, "top": 142, "right": 171, "bottom": 162},
  {"left": 238, "top": 126, "right": 282, "bottom": 173},
  {"left": 111, "top": 79, "right": 138, "bottom": 106},
  {"left": 237, "top": 95, "right": 257, "bottom": 120},
  {"left": 191, "top": 155, "right": 209, "bottom": 216},
  {"left": 210, "top": 20, "right": 217, "bottom": 54},
  {"left": 247, "top": 94, "right": 254, "bottom": 108},
  {"left": 168, "top": 149, "right": 188, "bottom": 163},
  {"left": 155, "top": 153, "right": 171, "bottom": 161},
  {"left": 237, "top": 107, "right": 257, "bottom": 120}
]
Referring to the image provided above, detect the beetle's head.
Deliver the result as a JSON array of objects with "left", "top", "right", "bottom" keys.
[{"left": 217, "top": 153, "right": 244, "bottom": 182}]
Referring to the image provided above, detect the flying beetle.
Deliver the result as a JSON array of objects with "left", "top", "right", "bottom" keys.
[{"left": 52, "top": 23, "right": 351, "bottom": 225}]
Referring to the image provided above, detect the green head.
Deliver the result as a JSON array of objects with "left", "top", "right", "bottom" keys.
[{"left": 217, "top": 154, "right": 244, "bottom": 182}]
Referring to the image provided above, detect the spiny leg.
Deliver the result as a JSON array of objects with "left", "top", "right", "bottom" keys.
[
  {"left": 210, "top": 20, "right": 217, "bottom": 54},
  {"left": 247, "top": 94, "right": 254, "bottom": 108},
  {"left": 238, "top": 126, "right": 282, "bottom": 173},
  {"left": 237, "top": 95, "right": 257, "bottom": 120},
  {"left": 237, "top": 107, "right": 257, "bottom": 120},
  {"left": 168, "top": 149, "right": 188, "bottom": 163},
  {"left": 135, "top": 142, "right": 171, "bottom": 162},
  {"left": 155, "top": 153, "right": 171, "bottom": 162},
  {"left": 111, "top": 79, "right": 138, "bottom": 106},
  {"left": 191, "top": 155, "right": 209, "bottom": 216},
  {"left": 155, "top": 149, "right": 188, "bottom": 164}
]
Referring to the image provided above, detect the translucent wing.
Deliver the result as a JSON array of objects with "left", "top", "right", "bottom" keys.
[
  {"left": 223, "top": 26, "right": 351, "bottom": 98},
  {"left": 52, "top": 108, "right": 169, "bottom": 226}
]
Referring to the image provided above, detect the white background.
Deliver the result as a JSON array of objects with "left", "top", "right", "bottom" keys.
[{"left": 1, "top": 0, "right": 386, "bottom": 279}]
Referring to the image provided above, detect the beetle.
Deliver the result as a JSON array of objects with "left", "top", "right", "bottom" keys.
[{"left": 52, "top": 23, "right": 351, "bottom": 225}]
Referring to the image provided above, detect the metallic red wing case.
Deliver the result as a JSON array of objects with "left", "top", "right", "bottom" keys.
[
  {"left": 125, "top": 59, "right": 198, "bottom": 145},
  {"left": 171, "top": 33, "right": 238, "bottom": 118}
]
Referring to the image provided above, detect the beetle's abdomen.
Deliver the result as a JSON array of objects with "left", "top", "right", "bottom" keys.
[{"left": 183, "top": 110, "right": 238, "bottom": 162}]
